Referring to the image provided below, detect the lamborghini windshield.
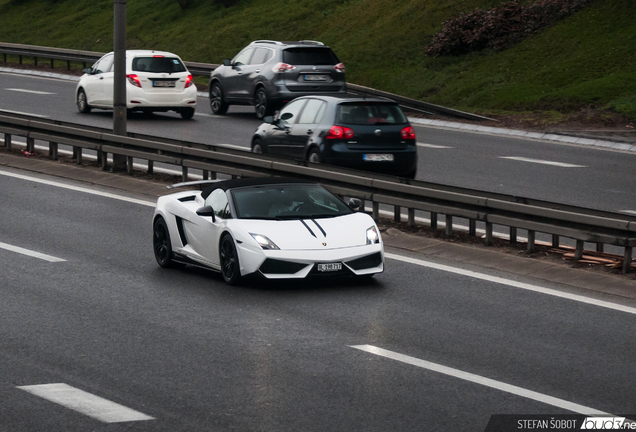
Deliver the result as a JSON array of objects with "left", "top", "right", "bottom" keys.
[{"left": 231, "top": 184, "right": 353, "bottom": 220}]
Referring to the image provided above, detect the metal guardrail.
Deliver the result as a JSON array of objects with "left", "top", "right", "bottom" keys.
[
  {"left": 0, "top": 42, "right": 493, "bottom": 121},
  {"left": 1, "top": 110, "right": 634, "bottom": 273}
]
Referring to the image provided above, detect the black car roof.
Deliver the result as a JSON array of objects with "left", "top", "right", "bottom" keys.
[{"left": 201, "top": 177, "right": 314, "bottom": 199}]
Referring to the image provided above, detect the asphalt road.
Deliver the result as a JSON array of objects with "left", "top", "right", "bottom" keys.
[
  {"left": 1, "top": 71, "right": 635, "bottom": 215},
  {"left": 1, "top": 168, "right": 636, "bottom": 431}
]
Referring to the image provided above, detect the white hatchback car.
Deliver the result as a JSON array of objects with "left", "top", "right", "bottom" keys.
[{"left": 76, "top": 50, "right": 197, "bottom": 119}]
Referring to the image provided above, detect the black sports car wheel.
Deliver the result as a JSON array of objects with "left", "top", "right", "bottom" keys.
[
  {"left": 210, "top": 83, "right": 228, "bottom": 115},
  {"left": 153, "top": 217, "right": 181, "bottom": 268},
  {"left": 76, "top": 89, "right": 91, "bottom": 113},
  {"left": 254, "top": 88, "right": 271, "bottom": 120},
  {"left": 220, "top": 235, "right": 241, "bottom": 285}
]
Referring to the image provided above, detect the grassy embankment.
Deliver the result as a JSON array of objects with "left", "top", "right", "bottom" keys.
[{"left": 0, "top": 0, "right": 634, "bottom": 126}]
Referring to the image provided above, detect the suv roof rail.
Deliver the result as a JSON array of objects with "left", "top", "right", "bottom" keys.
[
  {"left": 298, "top": 40, "right": 324, "bottom": 45},
  {"left": 251, "top": 40, "right": 284, "bottom": 45}
]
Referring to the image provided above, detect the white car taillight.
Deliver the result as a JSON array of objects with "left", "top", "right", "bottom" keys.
[
  {"left": 126, "top": 74, "right": 142, "bottom": 88},
  {"left": 272, "top": 62, "right": 296, "bottom": 73},
  {"left": 185, "top": 74, "right": 194, "bottom": 88}
]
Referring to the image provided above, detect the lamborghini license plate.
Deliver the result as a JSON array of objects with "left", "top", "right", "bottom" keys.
[{"left": 317, "top": 263, "right": 342, "bottom": 272}]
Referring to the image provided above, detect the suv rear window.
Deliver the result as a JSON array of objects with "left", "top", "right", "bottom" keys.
[
  {"left": 282, "top": 48, "right": 339, "bottom": 66},
  {"left": 337, "top": 103, "right": 407, "bottom": 125},
  {"left": 132, "top": 57, "right": 187, "bottom": 73}
]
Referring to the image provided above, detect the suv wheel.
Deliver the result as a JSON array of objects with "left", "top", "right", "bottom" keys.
[
  {"left": 210, "top": 83, "right": 228, "bottom": 115},
  {"left": 254, "top": 88, "right": 272, "bottom": 120}
]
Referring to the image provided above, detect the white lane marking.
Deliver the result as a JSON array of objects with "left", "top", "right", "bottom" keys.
[
  {"left": 0, "top": 170, "right": 155, "bottom": 207},
  {"left": 17, "top": 383, "right": 154, "bottom": 423},
  {"left": 0, "top": 242, "right": 66, "bottom": 262},
  {"left": 499, "top": 156, "right": 586, "bottom": 168},
  {"left": 5, "top": 88, "right": 56, "bottom": 95},
  {"left": 351, "top": 345, "right": 610, "bottom": 416},
  {"left": 385, "top": 253, "right": 636, "bottom": 315},
  {"left": 621, "top": 210, "right": 636, "bottom": 216},
  {"left": 417, "top": 142, "right": 453, "bottom": 149},
  {"left": 0, "top": 109, "right": 49, "bottom": 118}
]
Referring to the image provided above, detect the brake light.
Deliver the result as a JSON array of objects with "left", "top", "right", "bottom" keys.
[
  {"left": 326, "top": 125, "right": 355, "bottom": 139},
  {"left": 401, "top": 126, "right": 416, "bottom": 140},
  {"left": 126, "top": 74, "right": 142, "bottom": 88},
  {"left": 185, "top": 74, "right": 194, "bottom": 88},
  {"left": 334, "top": 63, "right": 345, "bottom": 73},
  {"left": 153, "top": 55, "right": 164, "bottom": 58},
  {"left": 272, "top": 62, "right": 296, "bottom": 73}
]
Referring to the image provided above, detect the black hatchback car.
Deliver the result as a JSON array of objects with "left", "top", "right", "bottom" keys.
[
  {"left": 251, "top": 95, "right": 418, "bottom": 178},
  {"left": 209, "top": 40, "right": 346, "bottom": 119}
]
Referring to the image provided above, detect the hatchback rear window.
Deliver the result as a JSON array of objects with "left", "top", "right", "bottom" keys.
[
  {"left": 337, "top": 103, "right": 407, "bottom": 125},
  {"left": 132, "top": 57, "right": 187, "bottom": 73},
  {"left": 282, "top": 48, "right": 339, "bottom": 66}
]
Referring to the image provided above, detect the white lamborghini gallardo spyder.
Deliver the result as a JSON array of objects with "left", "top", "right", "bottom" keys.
[{"left": 152, "top": 177, "right": 384, "bottom": 285}]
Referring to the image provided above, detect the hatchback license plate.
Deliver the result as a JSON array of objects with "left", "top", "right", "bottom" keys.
[
  {"left": 317, "top": 263, "right": 342, "bottom": 272},
  {"left": 153, "top": 81, "right": 175, "bottom": 88},
  {"left": 304, "top": 74, "right": 327, "bottom": 81},
  {"left": 364, "top": 154, "right": 394, "bottom": 162}
]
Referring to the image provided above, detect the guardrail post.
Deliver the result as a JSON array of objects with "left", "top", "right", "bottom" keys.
[
  {"left": 182, "top": 166, "right": 189, "bottom": 182},
  {"left": 408, "top": 208, "right": 415, "bottom": 227},
  {"left": 574, "top": 240, "right": 584, "bottom": 261},
  {"left": 527, "top": 230, "right": 536, "bottom": 253},
  {"left": 510, "top": 227, "right": 517, "bottom": 244},
  {"left": 48, "top": 142, "right": 58, "bottom": 160},
  {"left": 372, "top": 202, "right": 379, "bottom": 221},
  {"left": 76, "top": 147, "right": 82, "bottom": 164},
  {"left": 394, "top": 206, "right": 401, "bottom": 222},
  {"left": 50, "top": 58, "right": 54, "bottom": 69},
  {"left": 34, "top": 57, "right": 38, "bottom": 67},
  {"left": 485, "top": 222, "right": 493, "bottom": 246},
  {"left": 596, "top": 243, "right": 604, "bottom": 253},
  {"left": 552, "top": 234, "right": 559, "bottom": 248},
  {"left": 127, "top": 156, "right": 134, "bottom": 174},
  {"left": 148, "top": 160, "right": 153, "bottom": 174},
  {"left": 623, "top": 246, "right": 633, "bottom": 274},
  {"left": 101, "top": 152, "right": 108, "bottom": 170},
  {"left": 445, "top": 215, "right": 453, "bottom": 236},
  {"left": 469, "top": 220, "right": 476, "bottom": 236},
  {"left": 67, "top": 60, "right": 71, "bottom": 71},
  {"left": 3, "top": 134, "right": 10, "bottom": 149},
  {"left": 202, "top": 170, "right": 208, "bottom": 180},
  {"left": 19, "top": 55, "right": 22, "bottom": 65},
  {"left": 26, "top": 137, "right": 34, "bottom": 152},
  {"left": 430, "top": 212, "right": 437, "bottom": 229}
]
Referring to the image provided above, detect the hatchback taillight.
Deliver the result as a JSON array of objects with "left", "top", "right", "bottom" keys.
[
  {"left": 334, "top": 63, "right": 345, "bottom": 73},
  {"left": 126, "top": 74, "right": 141, "bottom": 88},
  {"left": 401, "top": 126, "right": 416, "bottom": 140},
  {"left": 185, "top": 74, "right": 194, "bottom": 88},
  {"left": 326, "top": 125, "right": 355, "bottom": 139},
  {"left": 272, "top": 62, "right": 296, "bottom": 73}
]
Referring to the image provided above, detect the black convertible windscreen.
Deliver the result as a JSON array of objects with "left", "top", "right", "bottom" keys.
[{"left": 232, "top": 184, "right": 353, "bottom": 220}]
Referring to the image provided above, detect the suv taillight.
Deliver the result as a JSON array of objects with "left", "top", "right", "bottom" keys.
[
  {"left": 326, "top": 125, "right": 355, "bottom": 139},
  {"left": 272, "top": 62, "right": 296, "bottom": 73},
  {"left": 334, "top": 63, "right": 345, "bottom": 73},
  {"left": 126, "top": 74, "right": 142, "bottom": 88},
  {"left": 185, "top": 74, "right": 194, "bottom": 88},
  {"left": 401, "top": 126, "right": 416, "bottom": 140}
]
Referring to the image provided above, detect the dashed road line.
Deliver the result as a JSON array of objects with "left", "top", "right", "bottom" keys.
[
  {"left": 417, "top": 142, "right": 453, "bottom": 149},
  {"left": 17, "top": 383, "right": 154, "bottom": 423},
  {"left": 351, "top": 345, "right": 610, "bottom": 416},
  {"left": 5, "top": 88, "right": 56, "bottom": 95},
  {"left": 499, "top": 156, "right": 587, "bottom": 168},
  {"left": 0, "top": 241, "right": 66, "bottom": 262}
]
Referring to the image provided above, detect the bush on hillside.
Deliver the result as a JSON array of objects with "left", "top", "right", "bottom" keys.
[{"left": 426, "top": 0, "right": 595, "bottom": 57}]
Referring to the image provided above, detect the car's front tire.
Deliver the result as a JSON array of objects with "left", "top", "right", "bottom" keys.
[
  {"left": 219, "top": 234, "right": 241, "bottom": 285},
  {"left": 77, "top": 89, "right": 91, "bottom": 113},
  {"left": 153, "top": 217, "right": 183, "bottom": 268},
  {"left": 209, "top": 83, "right": 228, "bottom": 115},
  {"left": 180, "top": 108, "right": 195, "bottom": 120}
]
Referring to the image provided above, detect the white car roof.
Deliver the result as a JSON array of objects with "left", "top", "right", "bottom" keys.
[{"left": 125, "top": 50, "right": 181, "bottom": 58}]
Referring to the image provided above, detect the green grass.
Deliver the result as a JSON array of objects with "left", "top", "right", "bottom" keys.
[{"left": 0, "top": 0, "right": 634, "bottom": 121}]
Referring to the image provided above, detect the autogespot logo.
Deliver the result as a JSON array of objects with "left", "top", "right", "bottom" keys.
[{"left": 580, "top": 417, "right": 634, "bottom": 429}]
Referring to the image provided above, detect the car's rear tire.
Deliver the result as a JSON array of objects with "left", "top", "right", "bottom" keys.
[
  {"left": 210, "top": 83, "right": 228, "bottom": 115},
  {"left": 220, "top": 234, "right": 241, "bottom": 285},
  {"left": 180, "top": 108, "right": 195, "bottom": 120},
  {"left": 153, "top": 217, "right": 183, "bottom": 268},
  {"left": 307, "top": 148, "right": 321, "bottom": 164},
  {"left": 254, "top": 88, "right": 272, "bottom": 120},
  {"left": 252, "top": 138, "right": 264, "bottom": 154},
  {"left": 77, "top": 89, "right": 91, "bottom": 113}
]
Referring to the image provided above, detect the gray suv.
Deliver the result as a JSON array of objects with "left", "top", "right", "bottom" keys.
[{"left": 209, "top": 40, "right": 346, "bottom": 119}]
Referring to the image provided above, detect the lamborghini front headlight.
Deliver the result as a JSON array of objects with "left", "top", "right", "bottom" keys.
[
  {"left": 366, "top": 226, "right": 379, "bottom": 245},
  {"left": 250, "top": 233, "right": 280, "bottom": 250}
]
